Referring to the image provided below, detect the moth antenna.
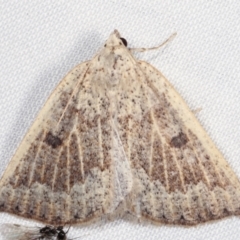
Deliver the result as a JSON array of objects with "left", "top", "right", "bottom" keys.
[
  {"left": 66, "top": 225, "right": 71, "bottom": 234},
  {"left": 69, "top": 232, "right": 91, "bottom": 240},
  {"left": 130, "top": 32, "right": 177, "bottom": 53}
]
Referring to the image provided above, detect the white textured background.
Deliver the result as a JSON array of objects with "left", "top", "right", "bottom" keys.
[{"left": 0, "top": 1, "right": 240, "bottom": 240}]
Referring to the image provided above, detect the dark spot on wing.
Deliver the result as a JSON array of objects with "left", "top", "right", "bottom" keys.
[
  {"left": 44, "top": 131, "right": 62, "bottom": 148},
  {"left": 170, "top": 132, "right": 188, "bottom": 148}
]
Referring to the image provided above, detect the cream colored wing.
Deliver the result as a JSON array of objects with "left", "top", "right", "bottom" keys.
[
  {"left": 115, "top": 60, "right": 240, "bottom": 225},
  {"left": 0, "top": 58, "right": 132, "bottom": 225}
]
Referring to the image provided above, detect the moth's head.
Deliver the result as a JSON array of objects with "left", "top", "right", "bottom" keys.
[{"left": 104, "top": 29, "right": 128, "bottom": 48}]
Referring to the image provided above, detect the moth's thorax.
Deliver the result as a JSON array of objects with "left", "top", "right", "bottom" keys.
[{"left": 95, "top": 47, "right": 132, "bottom": 90}]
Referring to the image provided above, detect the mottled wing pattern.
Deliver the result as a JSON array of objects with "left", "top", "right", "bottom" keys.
[
  {"left": 1, "top": 29, "right": 240, "bottom": 226},
  {"left": 0, "top": 57, "right": 132, "bottom": 224},
  {"left": 116, "top": 60, "right": 240, "bottom": 225}
]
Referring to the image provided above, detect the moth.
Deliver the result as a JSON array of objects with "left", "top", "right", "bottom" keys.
[
  {"left": 0, "top": 30, "right": 240, "bottom": 226},
  {"left": 0, "top": 224, "right": 70, "bottom": 240}
]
